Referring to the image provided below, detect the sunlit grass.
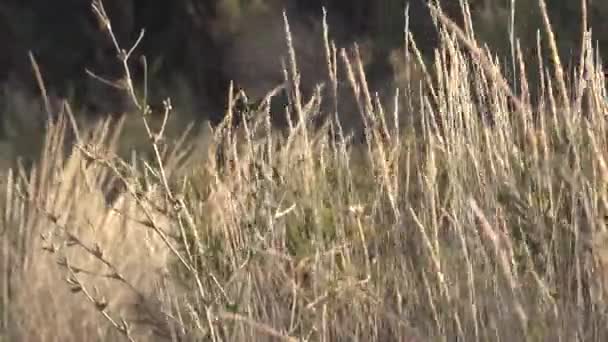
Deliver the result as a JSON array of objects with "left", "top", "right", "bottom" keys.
[{"left": 1, "top": 0, "right": 608, "bottom": 341}]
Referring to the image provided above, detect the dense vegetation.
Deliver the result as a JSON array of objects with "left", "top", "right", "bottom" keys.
[
  {"left": 1, "top": 0, "right": 608, "bottom": 341},
  {"left": 0, "top": 1, "right": 606, "bottom": 122}
]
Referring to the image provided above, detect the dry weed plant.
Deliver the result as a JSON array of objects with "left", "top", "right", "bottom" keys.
[{"left": 1, "top": 0, "right": 608, "bottom": 341}]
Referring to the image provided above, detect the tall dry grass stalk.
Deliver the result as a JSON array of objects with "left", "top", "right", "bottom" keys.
[{"left": 1, "top": 0, "right": 608, "bottom": 340}]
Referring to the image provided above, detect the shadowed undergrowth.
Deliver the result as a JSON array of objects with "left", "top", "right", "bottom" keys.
[{"left": 2, "top": 1, "right": 608, "bottom": 341}]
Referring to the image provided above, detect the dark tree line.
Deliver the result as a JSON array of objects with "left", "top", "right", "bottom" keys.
[
  {"left": 0, "top": 1, "right": 465, "bottom": 117},
  {"left": 0, "top": 0, "right": 605, "bottom": 123}
]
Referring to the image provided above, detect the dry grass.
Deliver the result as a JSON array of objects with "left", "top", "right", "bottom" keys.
[{"left": 2, "top": 0, "right": 608, "bottom": 341}]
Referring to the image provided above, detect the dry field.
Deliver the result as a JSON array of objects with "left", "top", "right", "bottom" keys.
[{"left": 2, "top": 0, "right": 608, "bottom": 341}]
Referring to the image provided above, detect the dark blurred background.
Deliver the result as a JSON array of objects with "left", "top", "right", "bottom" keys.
[{"left": 0, "top": 0, "right": 605, "bottom": 129}]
